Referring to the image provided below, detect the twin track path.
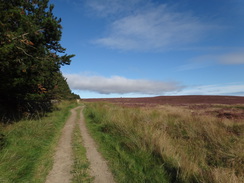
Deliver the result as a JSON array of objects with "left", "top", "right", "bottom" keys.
[{"left": 45, "top": 106, "right": 115, "bottom": 183}]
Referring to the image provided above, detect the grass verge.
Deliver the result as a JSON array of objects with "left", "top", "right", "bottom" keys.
[
  {"left": 0, "top": 101, "right": 76, "bottom": 183},
  {"left": 83, "top": 102, "right": 170, "bottom": 183},
  {"left": 83, "top": 102, "right": 244, "bottom": 183},
  {"left": 71, "top": 108, "right": 93, "bottom": 183}
]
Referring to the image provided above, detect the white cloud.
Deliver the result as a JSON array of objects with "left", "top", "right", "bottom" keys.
[
  {"left": 91, "top": 1, "right": 211, "bottom": 51},
  {"left": 179, "top": 50, "right": 244, "bottom": 71},
  {"left": 218, "top": 52, "right": 244, "bottom": 64},
  {"left": 167, "top": 83, "right": 244, "bottom": 96},
  {"left": 86, "top": 0, "right": 141, "bottom": 17},
  {"left": 64, "top": 74, "right": 183, "bottom": 95}
]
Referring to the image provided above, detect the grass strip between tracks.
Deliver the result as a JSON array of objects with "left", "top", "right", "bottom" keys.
[{"left": 71, "top": 107, "right": 93, "bottom": 183}]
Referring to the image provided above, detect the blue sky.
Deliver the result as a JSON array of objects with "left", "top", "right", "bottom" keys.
[{"left": 51, "top": 0, "right": 244, "bottom": 98}]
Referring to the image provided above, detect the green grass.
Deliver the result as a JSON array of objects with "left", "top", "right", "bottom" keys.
[
  {"left": 0, "top": 101, "right": 77, "bottom": 183},
  {"left": 83, "top": 102, "right": 244, "bottom": 183},
  {"left": 213, "top": 104, "right": 244, "bottom": 110},
  {"left": 83, "top": 103, "right": 170, "bottom": 183},
  {"left": 71, "top": 108, "right": 93, "bottom": 183}
]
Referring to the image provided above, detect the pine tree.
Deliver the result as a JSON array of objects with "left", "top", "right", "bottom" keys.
[
  {"left": 0, "top": 0, "right": 75, "bottom": 117},
  {"left": 51, "top": 72, "right": 80, "bottom": 100}
]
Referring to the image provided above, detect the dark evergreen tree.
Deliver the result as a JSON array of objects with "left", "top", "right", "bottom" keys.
[
  {"left": 0, "top": 0, "right": 75, "bottom": 117},
  {"left": 51, "top": 72, "right": 80, "bottom": 100}
]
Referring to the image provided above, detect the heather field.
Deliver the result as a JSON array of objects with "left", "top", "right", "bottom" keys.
[
  {"left": 83, "top": 96, "right": 244, "bottom": 183},
  {"left": 83, "top": 95, "right": 244, "bottom": 106}
]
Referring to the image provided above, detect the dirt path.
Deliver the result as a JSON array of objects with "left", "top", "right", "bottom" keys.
[
  {"left": 45, "top": 107, "right": 80, "bottom": 183},
  {"left": 78, "top": 109, "right": 115, "bottom": 183},
  {"left": 45, "top": 106, "right": 115, "bottom": 183}
]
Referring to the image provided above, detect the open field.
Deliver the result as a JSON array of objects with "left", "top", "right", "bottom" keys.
[
  {"left": 83, "top": 96, "right": 244, "bottom": 183},
  {"left": 84, "top": 95, "right": 244, "bottom": 120},
  {"left": 1, "top": 96, "right": 243, "bottom": 182},
  {"left": 83, "top": 95, "right": 244, "bottom": 106}
]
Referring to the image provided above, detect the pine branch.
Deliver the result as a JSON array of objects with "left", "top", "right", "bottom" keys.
[
  {"left": 16, "top": 46, "right": 33, "bottom": 57},
  {"left": 12, "top": 29, "right": 44, "bottom": 40}
]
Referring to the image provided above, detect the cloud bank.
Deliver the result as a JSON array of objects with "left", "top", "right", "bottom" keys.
[{"left": 65, "top": 74, "right": 183, "bottom": 95}]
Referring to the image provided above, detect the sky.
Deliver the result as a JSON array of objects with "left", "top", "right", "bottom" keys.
[{"left": 50, "top": 0, "right": 244, "bottom": 98}]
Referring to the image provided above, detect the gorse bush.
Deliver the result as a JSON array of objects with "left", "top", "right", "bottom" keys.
[{"left": 84, "top": 102, "right": 244, "bottom": 183}]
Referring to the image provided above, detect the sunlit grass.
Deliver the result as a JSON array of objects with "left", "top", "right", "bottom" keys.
[
  {"left": 0, "top": 101, "right": 76, "bottom": 183},
  {"left": 71, "top": 108, "right": 93, "bottom": 183},
  {"left": 84, "top": 102, "right": 244, "bottom": 183}
]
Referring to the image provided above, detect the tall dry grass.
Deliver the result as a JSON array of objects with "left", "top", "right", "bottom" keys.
[{"left": 84, "top": 102, "right": 244, "bottom": 183}]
